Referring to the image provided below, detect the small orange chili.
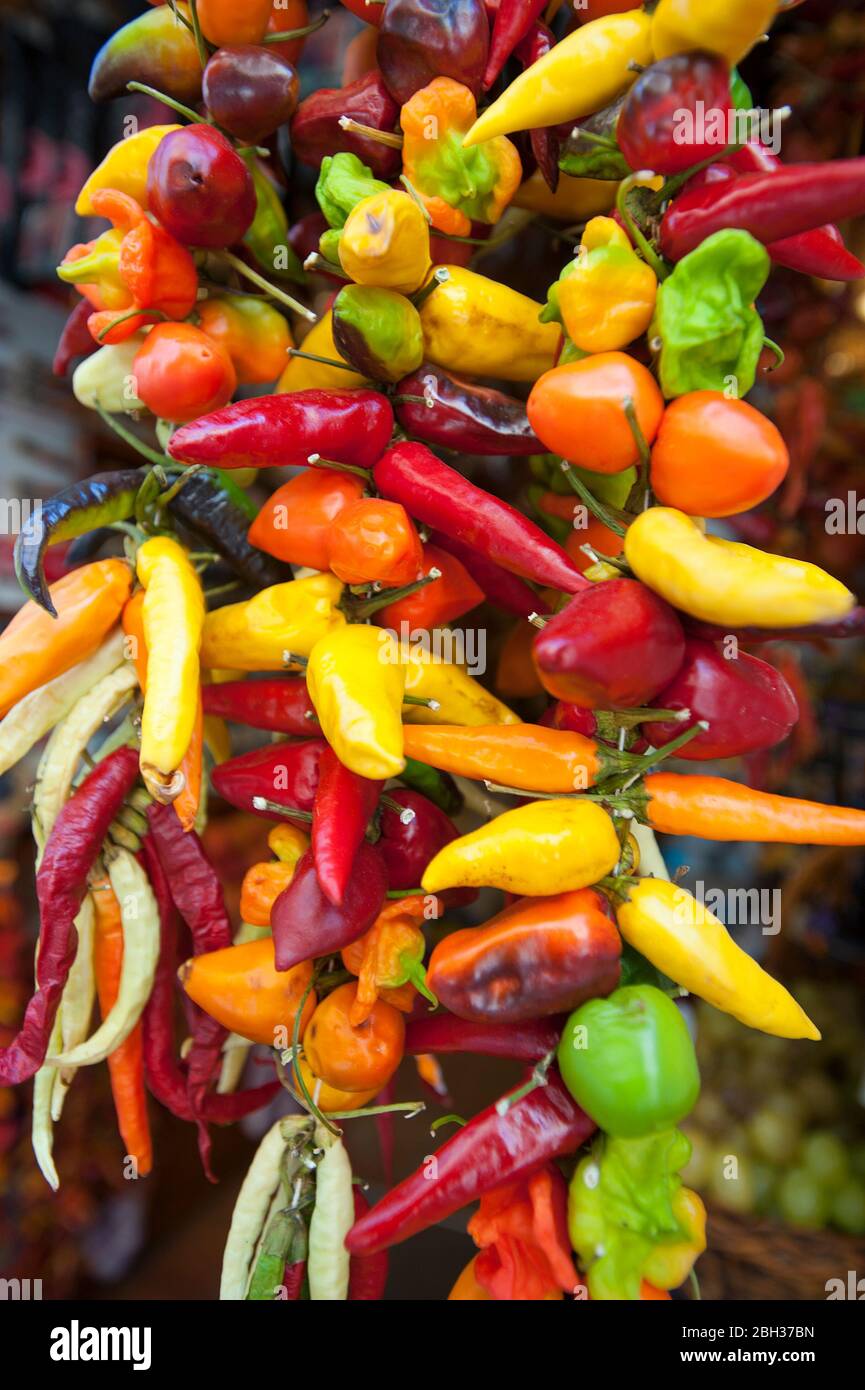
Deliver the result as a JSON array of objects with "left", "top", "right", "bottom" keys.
[
  {"left": 239, "top": 859, "right": 297, "bottom": 927},
  {"left": 343, "top": 913, "right": 435, "bottom": 1025},
  {"left": 247, "top": 467, "right": 366, "bottom": 570},
  {"left": 303, "top": 981, "right": 405, "bottom": 1093},
  {"left": 326, "top": 498, "right": 424, "bottom": 589}
]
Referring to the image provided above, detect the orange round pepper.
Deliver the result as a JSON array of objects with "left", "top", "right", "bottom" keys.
[
  {"left": 197, "top": 0, "right": 272, "bottom": 46},
  {"left": 303, "top": 982, "right": 405, "bottom": 1093},
  {"left": 132, "top": 322, "right": 237, "bottom": 423},
  {"left": 326, "top": 498, "right": 424, "bottom": 588},
  {"left": 294, "top": 1055, "right": 378, "bottom": 1114},
  {"left": 527, "top": 353, "right": 664, "bottom": 474},
  {"left": 247, "top": 468, "right": 366, "bottom": 569},
  {"left": 649, "top": 391, "right": 789, "bottom": 518},
  {"left": 239, "top": 859, "right": 297, "bottom": 927}
]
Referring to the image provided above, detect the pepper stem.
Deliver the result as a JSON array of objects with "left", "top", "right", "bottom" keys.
[
  {"left": 399, "top": 175, "right": 432, "bottom": 223},
  {"left": 495, "top": 1049, "right": 556, "bottom": 1115},
  {"left": 411, "top": 267, "right": 450, "bottom": 310},
  {"left": 560, "top": 461, "right": 628, "bottom": 538},
  {"left": 187, "top": 0, "right": 210, "bottom": 68},
  {"left": 762, "top": 336, "right": 785, "bottom": 370},
  {"left": 157, "top": 463, "right": 204, "bottom": 507},
  {"left": 93, "top": 403, "right": 173, "bottom": 468},
  {"left": 338, "top": 116, "right": 404, "bottom": 150},
  {"left": 402, "top": 694, "right": 441, "bottom": 711},
  {"left": 347, "top": 568, "right": 441, "bottom": 619},
  {"left": 288, "top": 347, "right": 358, "bottom": 372},
  {"left": 302, "top": 252, "right": 351, "bottom": 279},
  {"left": 621, "top": 719, "right": 709, "bottom": 780},
  {"left": 221, "top": 251, "right": 317, "bottom": 323},
  {"left": 615, "top": 173, "right": 669, "bottom": 282},
  {"left": 251, "top": 798, "right": 313, "bottom": 821},
  {"left": 126, "top": 80, "right": 206, "bottom": 126},
  {"left": 379, "top": 794, "right": 416, "bottom": 821},
  {"left": 403, "top": 958, "right": 438, "bottom": 1008},
  {"left": 264, "top": 9, "right": 332, "bottom": 41},
  {"left": 307, "top": 451, "right": 372, "bottom": 479}
]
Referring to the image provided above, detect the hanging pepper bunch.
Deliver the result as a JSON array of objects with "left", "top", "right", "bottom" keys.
[{"left": 5, "top": 0, "right": 865, "bottom": 1303}]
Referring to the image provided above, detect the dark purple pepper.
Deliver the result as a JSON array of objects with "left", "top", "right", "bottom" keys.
[{"left": 377, "top": 0, "right": 490, "bottom": 104}]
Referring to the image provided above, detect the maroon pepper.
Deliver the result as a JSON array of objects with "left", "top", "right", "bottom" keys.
[
  {"left": 210, "top": 739, "right": 326, "bottom": 820},
  {"left": 514, "top": 21, "right": 560, "bottom": 193},
  {"left": 376, "top": 788, "right": 458, "bottom": 890},
  {"left": 201, "top": 678, "right": 315, "bottom": 734},
  {"left": 167, "top": 389, "right": 394, "bottom": 471},
  {"left": 377, "top": 0, "right": 490, "bottom": 104},
  {"left": 393, "top": 363, "right": 541, "bottom": 456},
  {"left": 618, "top": 50, "right": 733, "bottom": 176},
  {"left": 405, "top": 1012, "right": 562, "bottom": 1061},
  {"left": 0, "top": 746, "right": 139, "bottom": 1085},
  {"left": 429, "top": 529, "right": 551, "bottom": 619},
  {"left": 484, "top": 0, "right": 546, "bottom": 90},
  {"left": 312, "top": 747, "right": 383, "bottom": 907},
  {"left": 53, "top": 298, "right": 97, "bottom": 377},
  {"left": 291, "top": 71, "right": 402, "bottom": 179},
  {"left": 533, "top": 576, "right": 686, "bottom": 709},
  {"left": 374, "top": 442, "right": 588, "bottom": 595},
  {"left": 345, "top": 1068, "right": 595, "bottom": 1254},
  {"left": 271, "top": 844, "right": 388, "bottom": 970},
  {"left": 349, "top": 1189, "right": 389, "bottom": 1300}
]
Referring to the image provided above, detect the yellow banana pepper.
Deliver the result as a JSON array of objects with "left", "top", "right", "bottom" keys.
[
  {"left": 200, "top": 574, "right": 345, "bottom": 670},
  {"left": 556, "top": 217, "right": 657, "bottom": 354},
  {"left": 420, "top": 265, "right": 560, "bottom": 383},
  {"left": 307, "top": 625, "right": 406, "bottom": 780},
  {"left": 339, "top": 189, "right": 431, "bottom": 294},
  {"left": 401, "top": 645, "right": 520, "bottom": 726},
  {"left": 652, "top": 0, "right": 778, "bottom": 66},
  {"left": 421, "top": 798, "right": 621, "bottom": 895},
  {"left": 75, "top": 125, "right": 180, "bottom": 216},
  {"left": 463, "top": 10, "right": 653, "bottom": 146},
  {"left": 614, "top": 877, "right": 820, "bottom": 1041},
  {"left": 511, "top": 170, "right": 616, "bottom": 223},
  {"left": 136, "top": 537, "right": 204, "bottom": 803},
  {"left": 624, "top": 507, "right": 855, "bottom": 628},
  {"left": 277, "top": 311, "right": 368, "bottom": 393}
]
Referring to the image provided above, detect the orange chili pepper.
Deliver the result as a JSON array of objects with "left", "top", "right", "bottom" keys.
[
  {"left": 564, "top": 515, "right": 625, "bottom": 573},
  {"left": 402, "top": 723, "right": 611, "bottom": 793},
  {"left": 345, "top": 913, "right": 433, "bottom": 1025},
  {"left": 303, "top": 982, "right": 405, "bottom": 1093},
  {"left": 642, "top": 773, "right": 865, "bottom": 845},
  {"left": 495, "top": 622, "right": 545, "bottom": 699},
  {"left": 92, "top": 875, "right": 152, "bottom": 1176},
  {"left": 326, "top": 498, "right": 424, "bottom": 589},
  {"left": 239, "top": 859, "right": 297, "bottom": 927},
  {"left": 414, "top": 1051, "right": 448, "bottom": 1097},
  {"left": 180, "top": 938, "right": 316, "bottom": 1047},
  {"left": 0, "top": 559, "right": 132, "bottom": 718},
  {"left": 197, "top": 0, "right": 272, "bottom": 46}
]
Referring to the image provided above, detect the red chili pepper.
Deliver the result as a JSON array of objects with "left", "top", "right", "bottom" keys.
[
  {"left": 429, "top": 530, "right": 551, "bottom": 619},
  {"left": 291, "top": 70, "right": 402, "bottom": 180},
  {"left": 53, "top": 298, "right": 97, "bottom": 377},
  {"left": 533, "top": 577, "right": 686, "bottom": 708},
  {"left": 484, "top": 0, "right": 546, "bottom": 89},
  {"left": 393, "top": 364, "right": 541, "bottom": 456},
  {"left": 405, "top": 1013, "right": 563, "bottom": 1061},
  {"left": 346, "top": 1068, "right": 594, "bottom": 1254},
  {"left": 375, "top": 543, "right": 484, "bottom": 630},
  {"left": 514, "top": 20, "right": 560, "bottom": 192},
  {"left": 312, "top": 747, "right": 383, "bottom": 907},
  {"left": 661, "top": 158, "right": 865, "bottom": 263},
  {"left": 0, "top": 745, "right": 140, "bottom": 1085},
  {"left": 349, "top": 1189, "right": 389, "bottom": 1300},
  {"left": 210, "top": 739, "right": 326, "bottom": 820},
  {"left": 376, "top": 788, "right": 458, "bottom": 890},
  {"left": 282, "top": 1261, "right": 306, "bottom": 1300},
  {"left": 167, "top": 389, "right": 395, "bottom": 471},
  {"left": 201, "top": 678, "right": 315, "bottom": 734},
  {"left": 374, "top": 442, "right": 588, "bottom": 595},
  {"left": 271, "top": 844, "right": 388, "bottom": 970}
]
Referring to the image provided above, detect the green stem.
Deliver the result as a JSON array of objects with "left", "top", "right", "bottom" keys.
[
  {"left": 96, "top": 306, "right": 167, "bottom": 342},
  {"left": 306, "top": 452, "right": 372, "bottom": 478},
  {"left": 93, "top": 404, "right": 171, "bottom": 468},
  {"left": 411, "top": 267, "right": 449, "bottom": 310},
  {"left": 495, "top": 1050, "right": 556, "bottom": 1115},
  {"left": 264, "top": 9, "right": 332, "bottom": 41},
  {"left": 127, "top": 81, "right": 204, "bottom": 126},
  {"left": 560, "top": 463, "right": 628, "bottom": 538},
  {"left": 187, "top": 0, "right": 209, "bottom": 68},
  {"left": 430, "top": 1114, "right": 466, "bottom": 1134},
  {"left": 157, "top": 464, "right": 204, "bottom": 507},
  {"left": 654, "top": 145, "right": 737, "bottom": 206},
  {"left": 221, "top": 251, "right": 317, "bottom": 323},
  {"left": 338, "top": 116, "right": 404, "bottom": 150},
  {"left": 287, "top": 347, "right": 358, "bottom": 372},
  {"left": 386, "top": 887, "right": 426, "bottom": 898},
  {"left": 622, "top": 720, "right": 709, "bottom": 780},
  {"left": 762, "top": 336, "right": 785, "bottom": 370},
  {"left": 616, "top": 174, "right": 669, "bottom": 281},
  {"left": 347, "top": 568, "right": 440, "bottom": 620},
  {"left": 289, "top": 967, "right": 341, "bottom": 1138},
  {"left": 329, "top": 1100, "right": 425, "bottom": 1120},
  {"left": 251, "top": 798, "right": 313, "bottom": 820},
  {"left": 302, "top": 253, "right": 351, "bottom": 280},
  {"left": 402, "top": 694, "right": 440, "bottom": 710},
  {"left": 399, "top": 175, "right": 432, "bottom": 223}
]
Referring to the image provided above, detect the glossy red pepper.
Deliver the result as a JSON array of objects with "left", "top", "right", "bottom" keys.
[
  {"left": 168, "top": 389, "right": 394, "bottom": 471},
  {"left": 312, "top": 746, "right": 383, "bottom": 907},
  {"left": 271, "top": 844, "right": 388, "bottom": 970},
  {"left": 484, "top": 0, "right": 545, "bottom": 89},
  {"left": 210, "top": 740, "right": 326, "bottom": 820},
  {"left": 346, "top": 1069, "right": 595, "bottom": 1254},
  {"left": 643, "top": 639, "right": 799, "bottom": 761},
  {"left": 533, "top": 577, "right": 686, "bottom": 709},
  {"left": 375, "top": 543, "right": 484, "bottom": 630},
  {"left": 374, "top": 442, "right": 588, "bottom": 595},
  {"left": 428, "top": 888, "right": 621, "bottom": 1024},
  {"left": 405, "top": 1013, "right": 562, "bottom": 1061},
  {"left": 201, "top": 678, "right": 315, "bottom": 734},
  {"left": 429, "top": 530, "right": 551, "bottom": 619},
  {"left": 618, "top": 50, "right": 733, "bottom": 175},
  {"left": 349, "top": 1189, "right": 389, "bottom": 1300},
  {"left": 0, "top": 746, "right": 139, "bottom": 1085},
  {"left": 291, "top": 70, "right": 402, "bottom": 180},
  {"left": 393, "top": 364, "right": 541, "bottom": 456},
  {"left": 376, "top": 788, "right": 458, "bottom": 890}
]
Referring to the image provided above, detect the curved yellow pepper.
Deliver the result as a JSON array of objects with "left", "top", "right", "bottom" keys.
[
  {"left": 558, "top": 217, "right": 657, "bottom": 354},
  {"left": 511, "top": 170, "right": 616, "bottom": 223},
  {"left": 307, "top": 625, "right": 406, "bottom": 780},
  {"left": 401, "top": 645, "right": 520, "bottom": 726},
  {"left": 615, "top": 877, "right": 820, "bottom": 1040},
  {"left": 421, "top": 798, "right": 621, "bottom": 895},
  {"left": 652, "top": 0, "right": 778, "bottom": 66},
  {"left": 624, "top": 507, "right": 855, "bottom": 628},
  {"left": 75, "top": 125, "right": 181, "bottom": 216},
  {"left": 641, "top": 1187, "right": 707, "bottom": 1291},
  {"left": 420, "top": 265, "right": 560, "bottom": 382},
  {"left": 200, "top": 574, "right": 345, "bottom": 671},
  {"left": 464, "top": 11, "right": 653, "bottom": 146},
  {"left": 339, "top": 189, "right": 431, "bottom": 294},
  {"left": 136, "top": 537, "right": 204, "bottom": 802},
  {"left": 277, "top": 311, "right": 367, "bottom": 393}
]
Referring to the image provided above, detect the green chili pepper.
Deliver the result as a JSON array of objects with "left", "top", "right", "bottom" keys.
[
  {"left": 241, "top": 156, "right": 305, "bottom": 286},
  {"left": 331, "top": 284, "right": 424, "bottom": 383},
  {"left": 315, "top": 152, "right": 390, "bottom": 230}
]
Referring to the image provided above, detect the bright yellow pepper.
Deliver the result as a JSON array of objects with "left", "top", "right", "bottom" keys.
[
  {"left": 464, "top": 10, "right": 653, "bottom": 146},
  {"left": 511, "top": 170, "right": 616, "bottom": 223},
  {"left": 277, "top": 311, "right": 368, "bottom": 393},
  {"left": 339, "top": 189, "right": 431, "bottom": 294},
  {"left": 267, "top": 823, "right": 310, "bottom": 866},
  {"left": 420, "top": 265, "right": 560, "bottom": 383},
  {"left": 614, "top": 877, "right": 820, "bottom": 1041},
  {"left": 624, "top": 507, "right": 855, "bottom": 628},
  {"left": 307, "top": 625, "right": 406, "bottom": 780},
  {"left": 200, "top": 574, "right": 345, "bottom": 671},
  {"left": 556, "top": 217, "right": 657, "bottom": 354},
  {"left": 421, "top": 798, "right": 621, "bottom": 895},
  {"left": 75, "top": 125, "right": 180, "bottom": 216},
  {"left": 652, "top": 0, "right": 778, "bottom": 66},
  {"left": 401, "top": 645, "right": 520, "bottom": 726},
  {"left": 136, "top": 537, "right": 204, "bottom": 802}
]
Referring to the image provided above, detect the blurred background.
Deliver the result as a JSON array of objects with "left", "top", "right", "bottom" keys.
[{"left": 0, "top": 0, "right": 864, "bottom": 1300}]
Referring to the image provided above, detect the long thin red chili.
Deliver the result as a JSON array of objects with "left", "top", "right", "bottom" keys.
[{"left": 405, "top": 1013, "right": 563, "bottom": 1062}]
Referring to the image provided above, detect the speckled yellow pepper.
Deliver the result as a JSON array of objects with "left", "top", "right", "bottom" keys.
[
  {"left": 136, "top": 537, "right": 204, "bottom": 803},
  {"left": 339, "top": 189, "right": 431, "bottom": 294},
  {"left": 277, "top": 311, "right": 368, "bottom": 393},
  {"left": 552, "top": 217, "right": 657, "bottom": 354},
  {"left": 307, "top": 625, "right": 406, "bottom": 780},
  {"left": 652, "top": 0, "right": 778, "bottom": 67},
  {"left": 401, "top": 646, "right": 520, "bottom": 727},
  {"left": 614, "top": 877, "right": 820, "bottom": 1041},
  {"left": 624, "top": 507, "right": 855, "bottom": 628},
  {"left": 421, "top": 798, "right": 621, "bottom": 895},
  {"left": 200, "top": 574, "right": 345, "bottom": 671},
  {"left": 419, "top": 265, "right": 560, "bottom": 383}
]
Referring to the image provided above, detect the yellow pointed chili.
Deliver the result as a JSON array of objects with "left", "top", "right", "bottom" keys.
[
  {"left": 613, "top": 877, "right": 820, "bottom": 1041},
  {"left": 135, "top": 537, "right": 205, "bottom": 803},
  {"left": 200, "top": 573, "right": 346, "bottom": 670},
  {"left": 422, "top": 798, "right": 621, "bottom": 895},
  {"left": 307, "top": 624, "right": 406, "bottom": 779},
  {"left": 401, "top": 647, "right": 520, "bottom": 727},
  {"left": 651, "top": 0, "right": 778, "bottom": 67},
  {"left": 419, "top": 265, "right": 560, "bottom": 383}
]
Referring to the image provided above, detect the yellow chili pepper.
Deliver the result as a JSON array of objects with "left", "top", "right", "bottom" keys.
[
  {"left": 75, "top": 125, "right": 181, "bottom": 216},
  {"left": 419, "top": 265, "right": 560, "bottom": 383},
  {"left": 421, "top": 798, "right": 621, "bottom": 895},
  {"left": 135, "top": 537, "right": 205, "bottom": 803},
  {"left": 640, "top": 1188, "right": 707, "bottom": 1292},
  {"left": 339, "top": 189, "right": 431, "bottom": 294},
  {"left": 652, "top": 0, "right": 778, "bottom": 66},
  {"left": 614, "top": 877, "right": 820, "bottom": 1041},
  {"left": 267, "top": 823, "right": 310, "bottom": 866},
  {"left": 276, "top": 310, "right": 368, "bottom": 393},
  {"left": 306, "top": 625, "right": 406, "bottom": 780},
  {"left": 401, "top": 645, "right": 520, "bottom": 726},
  {"left": 200, "top": 573, "right": 346, "bottom": 670},
  {"left": 624, "top": 507, "right": 855, "bottom": 628},
  {"left": 511, "top": 170, "right": 616, "bottom": 223},
  {"left": 556, "top": 217, "right": 657, "bottom": 354},
  {"left": 463, "top": 10, "right": 653, "bottom": 146}
]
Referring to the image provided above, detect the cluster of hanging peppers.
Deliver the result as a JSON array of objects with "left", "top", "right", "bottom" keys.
[{"left": 5, "top": 0, "right": 865, "bottom": 1303}]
